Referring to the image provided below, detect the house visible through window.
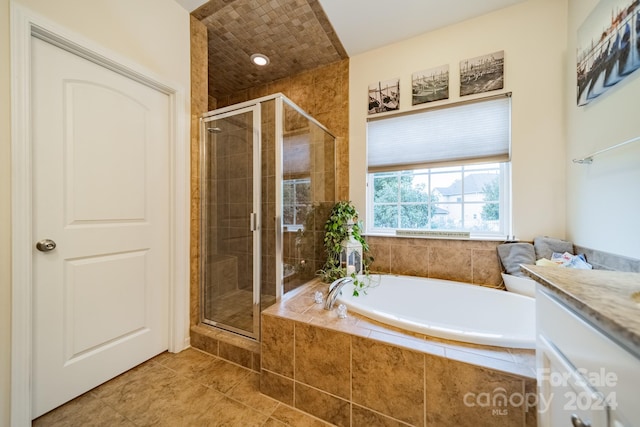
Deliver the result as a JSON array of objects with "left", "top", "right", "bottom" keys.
[
  {"left": 283, "top": 178, "right": 311, "bottom": 229},
  {"left": 366, "top": 94, "right": 511, "bottom": 238},
  {"left": 369, "top": 163, "right": 507, "bottom": 234}
]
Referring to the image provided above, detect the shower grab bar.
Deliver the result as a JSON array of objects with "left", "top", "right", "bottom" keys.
[{"left": 572, "top": 135, "right": 640, "bottom": 164}]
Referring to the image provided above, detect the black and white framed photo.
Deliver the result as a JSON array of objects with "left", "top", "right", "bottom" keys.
[
  {"left": 577, "top": 0, "right": 640, "bottom": 106},
  {"left": 368, "top": 78, "right": 400, "bottom": 114},
  {"left": 460, "top": 50, "right": 504, "bottom": 96},
  {"left": 412, "top": 65, "right": 449, "bottom": 105}
]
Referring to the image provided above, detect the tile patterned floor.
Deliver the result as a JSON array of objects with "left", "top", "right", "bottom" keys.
[{"left": 33, "top": 347, "right": 334, "bottom": 427}]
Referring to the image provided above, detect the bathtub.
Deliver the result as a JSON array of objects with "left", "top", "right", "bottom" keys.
[{"left": 336, "top": 274, "right": 536, "bottom": 349}]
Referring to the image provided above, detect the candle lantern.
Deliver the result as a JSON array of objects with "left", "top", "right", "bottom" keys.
[{"left": 340, "top": 221, "right": 363, "bottom": 276}]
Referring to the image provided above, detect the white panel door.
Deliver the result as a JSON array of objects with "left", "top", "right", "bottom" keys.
[{"left": 31, "top": 37, "right": 170, "bottom": 418}]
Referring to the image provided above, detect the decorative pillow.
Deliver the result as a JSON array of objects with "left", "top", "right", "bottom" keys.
[
  {"left": 533, "top": 236, "right": 574, "bottom": 260},
  {"left": 496, "top": 242, "right": 536, "bottom": 277}
]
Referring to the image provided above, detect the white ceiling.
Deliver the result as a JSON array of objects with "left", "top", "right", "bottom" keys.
[
  {"left": 175, "top": 0, "right": 526, "bottom": 56},
  {"left": 316, "top": 0, "right": 526, "bottom": 56},
  {"left": 175, "top": 0, "right": 209, "bottom": 13}
]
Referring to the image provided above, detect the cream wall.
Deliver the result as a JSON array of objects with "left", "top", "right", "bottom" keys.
[
  {"left": 349, "top": 0, "right": 568, "bottom": 242},
  {"left": 1, "top": 0, "right": 11, "bottom": 423},
  {"left": 566, "top": 0, "right": 640, "bottom": 260},
  {"left": 14, "top": 0, "right": 190, "bottom": 85},
  {"left": 2, "top": 1, "right": 190, "bottom": 424}
]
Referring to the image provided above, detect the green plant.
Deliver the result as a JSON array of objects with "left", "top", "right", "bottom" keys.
[{"left": 318, "top": 201, "right": 373, "bottom": 295}]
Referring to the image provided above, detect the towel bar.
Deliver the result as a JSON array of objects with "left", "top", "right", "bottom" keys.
[{"left": 573, "top": 135, "right": 640, "bottom": 164}]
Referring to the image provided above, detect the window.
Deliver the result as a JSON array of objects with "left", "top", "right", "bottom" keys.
[
  {"left": 366, "top": 94, "right": 511, "bottom": 238},
  {"left": 369, "top": 163, "right": 509, "bottom": 235},
  {"left": 283, "top": 178, "right": 311, "bottom": 229}
]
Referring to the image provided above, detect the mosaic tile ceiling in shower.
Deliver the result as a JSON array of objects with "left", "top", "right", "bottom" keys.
[{"left": 193, "top": 0, "right": 348, "bottom": 99}]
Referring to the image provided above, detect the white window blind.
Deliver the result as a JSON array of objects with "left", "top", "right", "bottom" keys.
[{"left": 367, "top": 94, "right": 511, "bottom": 172}]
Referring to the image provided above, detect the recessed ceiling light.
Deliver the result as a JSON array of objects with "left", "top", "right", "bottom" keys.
[{"left": 250, "top": 53, "right": 270, "bottom": 66}]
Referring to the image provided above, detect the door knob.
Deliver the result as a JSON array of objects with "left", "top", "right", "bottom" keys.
[{"left": 36, "top": 239, "right": 57, "bottom": 252}]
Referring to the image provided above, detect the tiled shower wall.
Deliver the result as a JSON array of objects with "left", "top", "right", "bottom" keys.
[
  {"left": 217, "top": 59, "right": 348, "bottom": 297},
  {"left": 216, "top": 58, "right": 349, "bottom": 202},
  {"left": 216, "top": 61, "right": 349, "bottom": 298},
  {"left": 212, "top": 115, "right": 254, "bottom": 293},
  {"left": 281, "top": 106, "right": 336, "bottom": 293},
  {"left": 190, "top": 17, "right": 208, "bottom": 326}
]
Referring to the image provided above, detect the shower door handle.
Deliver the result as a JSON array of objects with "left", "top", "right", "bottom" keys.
[{"left": 250, "top": 212, "right": 258, "bottom": 231}]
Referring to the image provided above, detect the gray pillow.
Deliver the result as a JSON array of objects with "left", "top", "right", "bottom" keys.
[
  {"left": 497, "top": 243, "right": 536, "bottom": 277},
  {"left": 533, "top": 236, "right": 573, "bottom": 260}
]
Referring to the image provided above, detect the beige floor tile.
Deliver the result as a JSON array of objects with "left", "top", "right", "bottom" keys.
[
  {"left": 157, "top": 347, "right": 251, "bottom": 393},
  {"left": 197, "top": 395, "right": 270, "bottom": 426},
  {"left": 153, "top": 346, "right": 215, "bottom": 372},
  {"left": 33, "top": 348, "right": 339, "bottom": 427},
  {"left": 226, "top": 372, "right": 280, "bottom": 415},
  {"left": 32, "top": 393, "right": 135, "bottom": 427},
  {"left": 95, "top": 363, "right": 227, "bottom": 426},
  {"left": 262, "top": 418, "right": 289, "bottom": 427},
  {"left": 270, "top": 404, "right": 335, "bottom": 427}
]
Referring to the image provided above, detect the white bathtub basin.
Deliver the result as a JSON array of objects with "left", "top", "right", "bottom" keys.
[{"left": 336, "top": 274, "right": 536, "bottom": 349}]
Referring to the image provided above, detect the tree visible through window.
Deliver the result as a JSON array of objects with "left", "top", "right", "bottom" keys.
[
  {"left": 481, "top": 175, "right": 500, "bottom": 221},
  {"left": 372, "top": 172, "right": 438, "bottom": 228},
  {"left": 369, "top": 163, "right": 506, "bottom": 235},
  {"left": 283, "top": 178, "right": 311, "bottom": 228}
]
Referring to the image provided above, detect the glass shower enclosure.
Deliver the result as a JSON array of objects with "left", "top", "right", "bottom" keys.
[{"left": 200, "top": 94, "right": 336, "bottom": 340}]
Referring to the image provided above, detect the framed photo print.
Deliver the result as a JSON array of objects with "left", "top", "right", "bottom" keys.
[
  {"left": 460, "top": 50, "right": 504, "bottom": 96},
  {"left": 368, "top": 78, "right": 400, "bottom": 114},
  {"left": 412, "top": 64, "right": 449, "bottom": 105},
  {"left": 577, "top": 0, "right": 640, "bottom": 106}
]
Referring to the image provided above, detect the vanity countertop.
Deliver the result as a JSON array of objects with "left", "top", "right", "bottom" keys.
[{"left": 521, "top": 265, "right": 640, "bottom": 358}]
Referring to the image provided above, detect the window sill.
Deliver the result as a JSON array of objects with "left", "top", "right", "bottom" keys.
[{"left": 364, "top": 230, "right": 509, "bottom": 242}]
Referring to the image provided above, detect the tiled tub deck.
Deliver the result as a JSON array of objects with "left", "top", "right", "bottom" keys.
[{"left": 260, "top": 279, "right": 538, "bottom": 427}]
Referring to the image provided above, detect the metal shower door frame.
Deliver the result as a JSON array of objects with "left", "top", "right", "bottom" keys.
[{"left": 199, "top": 103, "right": 262, "bottom": 340}]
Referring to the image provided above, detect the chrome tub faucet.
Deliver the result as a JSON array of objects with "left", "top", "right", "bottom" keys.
[{"left": 324, "top": 276, "right": 353, "bottom": 310}]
